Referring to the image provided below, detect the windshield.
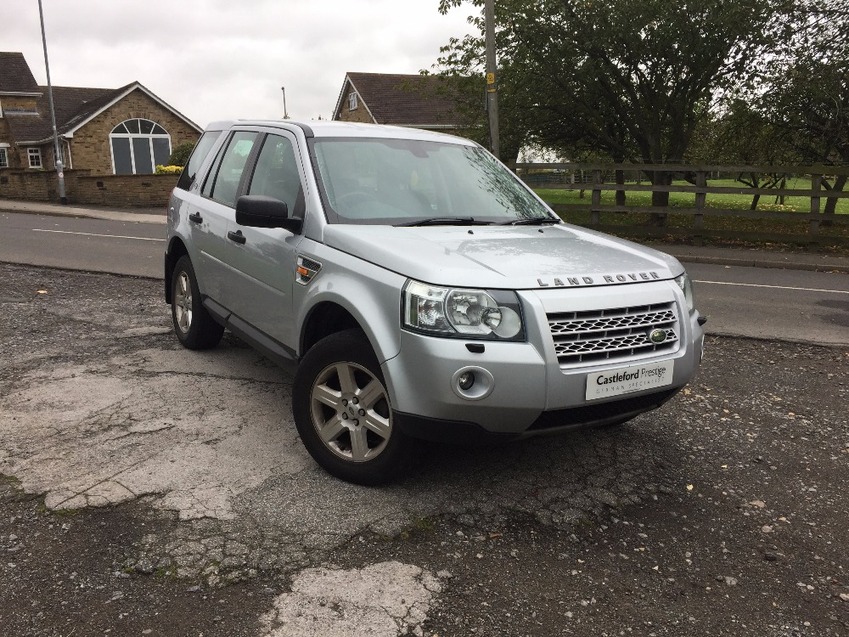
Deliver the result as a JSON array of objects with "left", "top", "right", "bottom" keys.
[{"left": 310, "top": 137, "right": 554, "bottom": 225}]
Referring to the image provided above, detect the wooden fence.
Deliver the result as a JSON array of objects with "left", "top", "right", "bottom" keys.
[{"left": 516, "top": 163, "right": 849, "bottom": 246}]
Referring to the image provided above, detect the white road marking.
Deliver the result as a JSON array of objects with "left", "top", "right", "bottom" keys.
[
  {"left": 33, "top": 228, "right": 165, "bottom": 242},
  {"left": 695, "top": 280, "right": 849, "bottom": 295}
]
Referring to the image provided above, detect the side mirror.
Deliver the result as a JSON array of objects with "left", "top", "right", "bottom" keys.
[{"left": 235, "top": 195, "right": 303, "bottom": 233}]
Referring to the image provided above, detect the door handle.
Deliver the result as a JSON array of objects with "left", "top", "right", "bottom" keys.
[
  {"left": 227, "top": 230, "right": 246, "bottom": 245},
  {"left": 189, "top": 212, "right": 203, "bottom": 224}
]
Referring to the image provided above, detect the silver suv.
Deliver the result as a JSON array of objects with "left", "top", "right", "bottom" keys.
[{"left": 165, "top": 120, "right": 705, "bottom": 484}]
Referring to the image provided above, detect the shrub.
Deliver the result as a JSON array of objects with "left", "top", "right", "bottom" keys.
[
  {"left": 155, "top": 165, "right": 183, "bottom": 175},
  {"left": 168, "top": 142, "right": 195, "bottom": 167}
]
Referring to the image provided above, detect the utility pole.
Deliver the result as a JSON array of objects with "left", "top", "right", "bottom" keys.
[
  {"left": 484, "top": 0, "right": 500, "bottom": 159},
  {"left": 38, "top": 0, "right": 66, "bottom": 204}
]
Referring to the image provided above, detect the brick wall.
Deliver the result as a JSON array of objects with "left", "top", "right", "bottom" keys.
[
  {"left": 0, "top": 169, "right": 177, "bottom": 207},
  {"left": 1, "top": 95, "right": 50, "bottom": 170},
  {"left": 75, "top": 174, "right": 176, "bottom": 207},
  {"left": 0, "top": 169, "right": 54, "bottom": 199}
]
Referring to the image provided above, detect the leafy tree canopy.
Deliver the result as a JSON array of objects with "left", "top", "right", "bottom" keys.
[{"left": 437, "top": 0, "right": 789, "bottom": 170}]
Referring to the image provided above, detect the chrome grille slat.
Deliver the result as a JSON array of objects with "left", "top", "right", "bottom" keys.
[{"left": 548, "top": 302, "right": 680, "bottom": 366}]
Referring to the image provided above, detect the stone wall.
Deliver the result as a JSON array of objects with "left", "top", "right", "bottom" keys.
[
  {"left": 75, "top": 174, "right": 177, "bottom": 207},
  {"left": 0, "top": 169, "right": 177, "bottom": 207}
]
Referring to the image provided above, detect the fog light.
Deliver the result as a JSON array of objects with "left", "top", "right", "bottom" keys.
[
  {"left": 451, "top": 367, "right": 494, "bottom": 400},
  {"left": 458, "top": 371, "right": 475, "bottom": 391}
]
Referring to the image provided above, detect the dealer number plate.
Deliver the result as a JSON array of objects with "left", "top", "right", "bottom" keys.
[{"left": 585, "top": 361, "right": 674, "bottom": 401}]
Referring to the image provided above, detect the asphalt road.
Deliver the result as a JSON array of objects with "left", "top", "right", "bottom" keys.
[
  {"left": 2, "top": 210, "right": 848, "bottom": 345},
  {"left": 685, "top": 262, "right": 849, "bottom": 345},
  {"left": 0, "top": 211, "right": 165, "bottom": 278}
]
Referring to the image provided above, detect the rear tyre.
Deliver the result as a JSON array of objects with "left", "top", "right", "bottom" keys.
[
  {"left": 292, "top": 329, "right": 411, "bottom": 485},
  {"left": 170, "top": 255, "right": 224, "bottom": 350}
]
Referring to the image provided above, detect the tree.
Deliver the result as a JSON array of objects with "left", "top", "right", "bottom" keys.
[
  {"left": 438, "top": 0, "right": 785, "bottom": 214},
  {"left": 687, "top": 101, "right": 799, "bottom": 209},
  {"left": 752, "top": 0, "right": 849, "bottom": 217}
]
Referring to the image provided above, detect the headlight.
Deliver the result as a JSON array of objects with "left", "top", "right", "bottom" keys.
[
  {"left": 675, "top": 272, "right": 695, "bottom": 313},
  {"left": 403, "top": 280, "right": 524, "bottom": 340}
]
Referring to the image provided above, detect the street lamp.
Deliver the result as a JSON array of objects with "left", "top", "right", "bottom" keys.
[
  {"left": 37, "top": 0, "right": 66, "bottom": 204},
  {"left": 281, "top": 86, "right": 289, "bottom": 119}
]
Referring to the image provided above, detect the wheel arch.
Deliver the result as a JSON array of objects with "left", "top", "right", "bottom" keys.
[
  {"left": 300, "top": 301, "right": 362, "bottom": 354},
  {"left": 164, "top": 237, "right": 189, "bottom": 304},
  {"left": 299, "top": 293, "right": 401, "bottom": 366}
]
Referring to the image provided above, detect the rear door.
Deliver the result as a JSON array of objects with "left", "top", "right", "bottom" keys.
[{"left": 195, "top": 130, "right": 260, "bottom": 307}]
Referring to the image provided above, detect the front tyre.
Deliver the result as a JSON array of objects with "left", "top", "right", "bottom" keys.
[
  {"left": 170, "top": 255, "right": 224, "bottom": 350},
  {"left": 293, "top": 329, "right": 411, "bottom": 485}
]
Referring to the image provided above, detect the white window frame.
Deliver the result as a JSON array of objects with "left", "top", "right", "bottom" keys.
[
  {"left": 109, "top": 118, "right": 172, "bottom": 175},
  {"left": 27, "top": 147, "right": 42, "bottom": 169},
  {"left": 0, "top": 146, "right": 8, "bottom": 168},
  {"left": 348, "top": 92, "right": 358, "bottom": 111}
]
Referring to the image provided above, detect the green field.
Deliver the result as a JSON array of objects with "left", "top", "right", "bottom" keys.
[
  {"left": 533, "top": 178, "right": 849, "bottom": 252},
  {"left": 537, "top": 178, "right": 849, "bottom": 214}
]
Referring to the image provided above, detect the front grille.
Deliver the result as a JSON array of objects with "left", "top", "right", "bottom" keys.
[{"left": 548, "top": 302, "right": 680, "bottom": 367}]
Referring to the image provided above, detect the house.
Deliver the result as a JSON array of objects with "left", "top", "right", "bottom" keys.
[
  {"left": 0, "top": 51, "right": 200, "bottom": 179},
  {"left": 332, "top": 72, "right": 468, "bottom": 132}
]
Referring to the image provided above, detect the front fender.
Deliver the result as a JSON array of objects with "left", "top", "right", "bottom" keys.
[{"left": 295, "top": 245, "right": 407, "bottom": 365}]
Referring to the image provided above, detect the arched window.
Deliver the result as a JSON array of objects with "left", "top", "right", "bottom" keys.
[{"left": 110, "top": 118, "right": 171, "bottom": 174}]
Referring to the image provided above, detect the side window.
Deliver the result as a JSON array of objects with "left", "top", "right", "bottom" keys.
[
  {"left": 176, "top": 130, "right": 222, "bottom": 191},
  {"left": 201, "top": 131, "right": 258, "bottom": 208},
  {"left": 28, "top": 148, "right": 43, "bottom": 169},
  {"left": 246, "top": 134, "right": 304, "bottom": 217}
]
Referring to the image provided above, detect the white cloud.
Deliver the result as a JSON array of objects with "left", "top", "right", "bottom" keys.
[{"left": 2, "top": 0, "right": 476, "bottom": 127}]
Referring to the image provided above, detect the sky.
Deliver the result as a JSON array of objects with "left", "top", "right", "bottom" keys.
[{"left": 2, "top": 0, "right": 477, "bottom": 128}]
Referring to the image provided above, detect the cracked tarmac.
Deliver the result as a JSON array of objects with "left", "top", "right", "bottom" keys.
[{"left": 1, "top": 262, "right": 847, "bottom": 636}]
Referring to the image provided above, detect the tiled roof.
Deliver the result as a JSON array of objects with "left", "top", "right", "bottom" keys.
[
  {"left": 4, "top": 85, "right": 122, "bottom": 143},
  {"left": 344, "top": 72, "right": 463, "bottom": 126},
  {"left": 0, "top": 52, "right": 41, "bottom": 94},
  {"left": 1, "top": 52, "right": 199, "bottom": 146}
]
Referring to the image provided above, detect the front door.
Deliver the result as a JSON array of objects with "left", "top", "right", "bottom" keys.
[{"left": 228, "top": 132, "right": 305, "bottom": 348}]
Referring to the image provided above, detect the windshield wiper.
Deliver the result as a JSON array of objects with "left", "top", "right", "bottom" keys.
[
  {"left": 396, "top": 217, "right": 494, "bottom": 227},
  {"left": 500, "top": 217, "right": 561, "bottom": 226}
]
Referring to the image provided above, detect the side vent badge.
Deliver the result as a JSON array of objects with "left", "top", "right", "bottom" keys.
[{"left": 296, "top": 256, "right": 322, "bottom": 286}]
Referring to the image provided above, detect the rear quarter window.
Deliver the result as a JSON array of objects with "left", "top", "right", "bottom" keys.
[{"left": 176, "top": 130, "right": 223, "bottom": 191}]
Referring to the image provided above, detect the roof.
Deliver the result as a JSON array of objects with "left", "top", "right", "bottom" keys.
[
  {"left": 0, "top": 52, "right": 41, "bottom": 94},
  {"left": 1, "top": 52, "right": 201, "bottom": 144},
  {"left": 4, "top": 85, "right": 122, "bottom": 143},
  {"left": 334, "top": 72, "right": 464, "bottom": 128}
]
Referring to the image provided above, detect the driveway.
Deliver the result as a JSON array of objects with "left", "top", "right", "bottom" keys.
[{"left": 1, "top": 262, "right": 847, "bottom": 636}]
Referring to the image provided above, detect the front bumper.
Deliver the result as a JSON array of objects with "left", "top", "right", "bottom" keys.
[{"left": 382, "top": 281, "right": 704, "bottom": 438}]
